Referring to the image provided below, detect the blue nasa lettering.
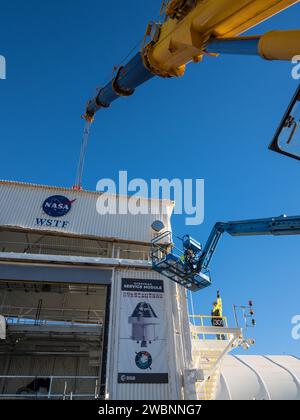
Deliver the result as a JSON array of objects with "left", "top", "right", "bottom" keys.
[
  {"left": 36, "top": 219, "right": 69, "bottom": 229},
  {"left": 42, "top": 195, "right": 75, "bottom": 218}
]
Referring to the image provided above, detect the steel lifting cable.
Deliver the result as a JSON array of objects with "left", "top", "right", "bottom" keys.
[
  {"left": 74, "top": 120, "right": 91, "bottom": 190},
  {"left": 119, "top": 38, "right": 143, "bottom": 66},
  {"left": 74, "top": 11, "right": 165, "bottom": 190},
  {"left": 111, "top": 37, "right": 144, "bottom": 81},
  {"left": 73, "top": 39, "right": 144, "bottom": 190}
]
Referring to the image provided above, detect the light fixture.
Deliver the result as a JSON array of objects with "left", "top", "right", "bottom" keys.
[{"left": 151, "top": 220, "right": 165, "bottom": 233}]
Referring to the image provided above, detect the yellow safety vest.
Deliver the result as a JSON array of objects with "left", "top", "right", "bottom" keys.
[{"left": 212, "top": 297, "right": 223, "bottom": 318}]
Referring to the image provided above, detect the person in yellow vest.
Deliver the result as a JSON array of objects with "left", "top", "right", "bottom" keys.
[
  {"left": 180, "top": 248, "right": 195, "bottom": 271},
  {"left": 211, "top": 291, "right": 225, "bottom": 340}
]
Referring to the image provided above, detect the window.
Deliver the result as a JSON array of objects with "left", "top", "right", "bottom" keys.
[{"left": 269, "top": 85, "right": 300, "bottom": 161}]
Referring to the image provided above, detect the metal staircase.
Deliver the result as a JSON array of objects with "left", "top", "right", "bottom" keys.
[
  {"left": 187, "top": 316, "right": 243, "bottom": 400},
  {"left": 192, "top": 341, "right": 231, "bottom": 400}
]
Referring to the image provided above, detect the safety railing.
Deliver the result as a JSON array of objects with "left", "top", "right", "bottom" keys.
[
  {"left": 0, "top": 240, "right": 151, "bottom": 261},
  {"left": 151, "top": 231, "right": 181, "bottom": 262},
  {"left": 0, "top": 240, "right": 111, "bottom": 257},
  {"left": 189, "top": 315, "right": 229, "bottom": 341},
  {"left": 0, "top": 375, "right": 101, "bottom": 400},
  {"left": 1, "top": 306, "right": 104, "bottom": 325}
]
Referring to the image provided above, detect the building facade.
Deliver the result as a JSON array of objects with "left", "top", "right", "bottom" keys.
[
  {"left": 0, "top": 181, "right": 299, "bottom": 400},
  {"left": 0, "top": 181, "right": 193, "bottom": 400}
]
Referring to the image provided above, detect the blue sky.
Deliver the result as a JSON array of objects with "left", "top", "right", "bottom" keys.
[{"left": 1, "top": 0, "right": 300, "bottom": 356}]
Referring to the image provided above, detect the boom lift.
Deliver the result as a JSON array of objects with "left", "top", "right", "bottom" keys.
[{"left": 151, "top": 214, "right": 300, "bottom": 292}]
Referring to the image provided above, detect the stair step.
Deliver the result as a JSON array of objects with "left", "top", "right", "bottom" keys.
[{"left": 195, "top": 360, "right": 219, "bottom": 365}]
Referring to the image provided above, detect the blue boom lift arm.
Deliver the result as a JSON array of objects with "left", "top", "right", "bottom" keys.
[{"left": 151, "top": 214, "right": 300, "bottom": 292}]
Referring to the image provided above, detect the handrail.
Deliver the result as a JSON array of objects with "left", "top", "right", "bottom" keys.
[
  {"left": 1, "top": 305, "right": 104, "bottom": 325},
  {"left": 0, "top": 240, "right": 151, "bottom": 261},
  {"left": 0, "top": 375, "right": 100, "bottom": 400},
  {"left": 189, "top": 314, "right": 228, "bottom": 327},
  {"left": 189, "top": 314, "right": 230, "bottom": 341}
]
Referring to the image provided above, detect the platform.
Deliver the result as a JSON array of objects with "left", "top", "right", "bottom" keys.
[
  {"left": 152, "top": 253, "right": 211, "bottom": 292},
  {"left": 151, "top": 231, "right": 211, "bottom": 291}
]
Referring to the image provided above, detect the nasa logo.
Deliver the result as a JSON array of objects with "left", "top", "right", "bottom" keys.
[{"left": 42, "top": 195, "right": 75, "bottom": 218}]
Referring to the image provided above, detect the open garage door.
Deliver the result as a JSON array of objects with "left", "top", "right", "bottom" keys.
[{"left": 0, "top": 276, "right": 111, "bottom": 400}]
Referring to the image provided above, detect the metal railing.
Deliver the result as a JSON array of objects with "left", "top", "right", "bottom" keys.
[
  {"left": 0, "top": 240, "right": 151, "bottom": 261},
  {"left": 0, "top": 240, "right": 110, "bottom": 257},
  {"left": 0, "top": 375, "right": 101, "bottom": 400},
  {"left": 1, "top": 306, "right": 104, "bottom": 325},
  {"left": 151, "top": 231, "right": 178, "bottom": 263},
  {"left": 189, "top": 315, "right": 229, "bottom": 341}
]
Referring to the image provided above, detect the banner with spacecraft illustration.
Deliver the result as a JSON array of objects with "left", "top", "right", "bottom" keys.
[{"left": 118, "top": 278, "right": 169, "bottom": 384}]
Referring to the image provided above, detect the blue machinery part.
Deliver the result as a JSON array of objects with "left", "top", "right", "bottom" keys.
[
  {"left": 85, "top": 53, "right": 154, "bottom": 121},
  {"left": 151, "top": 215, "right": 300, "bottom": 292},
  {"left": 84, "top": 30, "right": 300, "bottom": 122},
  {"left": 151, "top": 231, "right": 210, "bottom": 292},
  {"left": 182, "top": 235, "right": 202, "bottom": 254},
  {"left": 85, "top": 37, "right": 260, "bottom": 120},
  {"left": 205, "top": 37, "right": 260, "bottom": 56}
]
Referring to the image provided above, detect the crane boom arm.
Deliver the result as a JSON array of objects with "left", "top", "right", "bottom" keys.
[
  {"left": 199, "top": 215, "right": 300, "bottom": 271},
  {"left": 84, "top": 0, "right": 300, "bottom": 121},
  {"left": 85, "top": 53, "right": 154, "bottom": 121}
]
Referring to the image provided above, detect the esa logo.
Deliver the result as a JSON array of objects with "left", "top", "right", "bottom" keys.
[
  {"left": 42, "top": 195, "right": 75, "bottom": 218},
  {"left": 135, "top": 351, "right": 152, "bottom": 370}
]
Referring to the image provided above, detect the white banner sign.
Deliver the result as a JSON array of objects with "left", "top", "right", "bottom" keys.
[{"left": 118, "top": 278, "right": 169, "bottom": 384}]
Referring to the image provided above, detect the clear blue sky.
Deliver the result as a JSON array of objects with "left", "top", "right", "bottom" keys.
[{"left": 1, "top": 1, "right": 300, "bottom": 356}]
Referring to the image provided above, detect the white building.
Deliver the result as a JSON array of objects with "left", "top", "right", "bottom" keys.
[{"left": 0, "top": 180, "right": 299, "bottom": 400}]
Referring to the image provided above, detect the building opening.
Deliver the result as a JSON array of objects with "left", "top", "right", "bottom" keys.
[{"left": 0, "top": 281, "right": 110, "bottom": 400}]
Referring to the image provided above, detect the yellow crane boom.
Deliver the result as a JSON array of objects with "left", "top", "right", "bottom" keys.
[
  {"left": 85, "top": 0, "right": 300, "bottom": 119},
  {"left": 75, "top": 0, "right": 300, "bottom": 189},
  {"left": 145, "top": 0, "right": 300, "bottom": 77}
]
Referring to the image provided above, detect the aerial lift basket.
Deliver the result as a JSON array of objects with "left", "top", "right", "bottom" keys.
[{"left": 151, "top": 231, "right": 211, "bottom": 292}]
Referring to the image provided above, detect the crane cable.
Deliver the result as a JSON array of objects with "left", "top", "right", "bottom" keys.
[
  {"left": 74, "top": 4, "right": 166, "bottom": 191},
  {"left": 73, "top": 38, "right": 144, "bottom": 191},
  {"left": 73, "top": 120, "right": 91, "bottom": 190}
]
